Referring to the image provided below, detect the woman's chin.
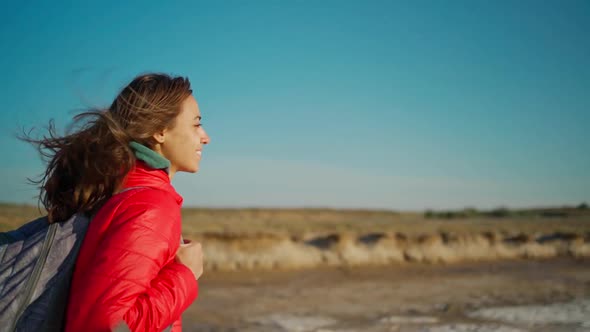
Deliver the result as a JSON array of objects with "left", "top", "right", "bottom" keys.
[
  {"left": 189, "top": 164, "right": 200, "bottom": 173},
  {"left": 177, "top": 163, "right": 199, "bottom": 174}
]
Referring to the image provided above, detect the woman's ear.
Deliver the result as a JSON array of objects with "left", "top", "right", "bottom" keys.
[{"left": 152, "top": 129, "right": 166, "bottom": 144}]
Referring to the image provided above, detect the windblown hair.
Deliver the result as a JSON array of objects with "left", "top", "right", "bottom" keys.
[{"left": 20, "top": 73, "right": 193, "bottom": 223}]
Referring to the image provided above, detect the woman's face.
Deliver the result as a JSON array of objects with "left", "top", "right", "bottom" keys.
[{"left": 157, "top": 95, "right": 210, "bottom": 177}]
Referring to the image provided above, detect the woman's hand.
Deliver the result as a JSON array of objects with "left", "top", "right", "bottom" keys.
[{"left": 175, "top": 239, "right": 204, "bottom": 280}]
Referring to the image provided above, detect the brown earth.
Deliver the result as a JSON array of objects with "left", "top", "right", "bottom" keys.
[{"left": 183, "top": 257, "right": 590, "bottom": 331}]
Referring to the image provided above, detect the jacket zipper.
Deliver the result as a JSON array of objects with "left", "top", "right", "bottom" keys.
[{"left": 10, "top": 221, "right": 58, "bottom": 331}]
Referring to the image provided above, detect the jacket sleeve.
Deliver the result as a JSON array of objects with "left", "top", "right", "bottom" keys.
[{"left": 81, "top": 192, "right": 198, "bottom": 331}]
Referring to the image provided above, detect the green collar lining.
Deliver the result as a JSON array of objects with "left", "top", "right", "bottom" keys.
[{"left": 129, "top": 141, "right": 171, "bottom": 172}]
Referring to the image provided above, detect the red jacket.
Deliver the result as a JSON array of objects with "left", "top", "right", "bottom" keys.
[{"left": 65, "top": 161, "right": 198, "bottom": 332}]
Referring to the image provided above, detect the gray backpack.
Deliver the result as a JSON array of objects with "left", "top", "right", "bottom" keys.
[{"left": 0, "top": 212, "right": 90, "bottom": 331}]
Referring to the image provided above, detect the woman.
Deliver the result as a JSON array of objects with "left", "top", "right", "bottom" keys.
[{"left": 24, "top": 73, "right": 209, "bottom": 331}]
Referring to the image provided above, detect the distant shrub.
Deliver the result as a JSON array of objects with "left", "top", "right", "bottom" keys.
[
  {"left": 424, "top": 209, "right": 472, "bottom": 219},
  {"left": 424, "top": 205, "right": 585, "bottom": 220},
  {"left": 486, "top": 207, "right": 510, "bottom": 218},
  {"left": 540, "top": 210, "right": 568, "bottom": 218},
  {"left": 461, "top": 207, "right": 479, "bottom": 217}
]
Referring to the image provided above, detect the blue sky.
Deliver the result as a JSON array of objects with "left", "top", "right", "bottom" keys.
[{"left": 0, "top": 1, "right": 588, "bottom": 210}]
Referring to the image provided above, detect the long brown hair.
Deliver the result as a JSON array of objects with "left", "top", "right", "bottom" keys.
[{"left": 20, "top": 73, "right": 193, "bottom": 223}]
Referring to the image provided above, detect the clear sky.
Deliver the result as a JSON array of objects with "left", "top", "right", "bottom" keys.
[{"left": 0, "top": 1, "right": 588, "bottom": 211}]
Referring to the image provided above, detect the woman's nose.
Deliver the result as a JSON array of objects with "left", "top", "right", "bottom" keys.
[{"left": 201, "top": 129, "right": 210, "bottom": 145}]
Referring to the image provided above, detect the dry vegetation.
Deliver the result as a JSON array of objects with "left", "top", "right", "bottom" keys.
[
  {"left": 178, "top": 206, "right": 590, "bottom": 237},
  {"left": 2, "top": 203, "right": 590, "bottom": 271},
  {"left": 2, "top": 203, "right": 590, "bottom": 236}
]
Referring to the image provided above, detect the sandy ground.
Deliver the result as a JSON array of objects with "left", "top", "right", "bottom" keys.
[{"left": 181, "top": 258, "right": 590, "bottom": 331}]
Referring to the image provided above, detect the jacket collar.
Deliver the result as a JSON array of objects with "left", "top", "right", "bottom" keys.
[
  {"left": 121, "top": 143, "right": 183, "bottom": 206},
  {"left": 128, "top": 141, "right": 171, "bottom": 172}
]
